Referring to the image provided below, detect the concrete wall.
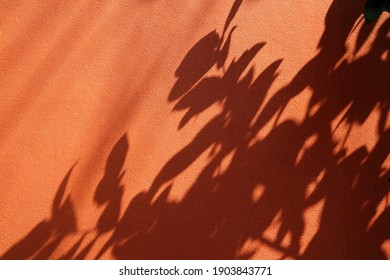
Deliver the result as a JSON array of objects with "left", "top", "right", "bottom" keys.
[{"left": 0, "top": 0, "right": 388, "bottom": 259}]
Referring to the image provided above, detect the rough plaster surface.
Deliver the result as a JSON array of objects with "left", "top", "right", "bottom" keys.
[{"left": 0, "top": 0, "right": 389, "bottom": 259}]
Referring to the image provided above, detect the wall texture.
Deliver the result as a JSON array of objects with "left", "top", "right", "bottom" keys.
[{"left": 0, "top": 0, "right": 389, "bottom": 259}]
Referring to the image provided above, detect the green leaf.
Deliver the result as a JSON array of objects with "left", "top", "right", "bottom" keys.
[{"left": 364, "top": 0, "right": 386, "bottom": 23}]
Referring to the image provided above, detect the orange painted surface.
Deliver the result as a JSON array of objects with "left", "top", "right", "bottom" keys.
[{"left": 0, "top": 0, "right": 389, "bottom": 259}]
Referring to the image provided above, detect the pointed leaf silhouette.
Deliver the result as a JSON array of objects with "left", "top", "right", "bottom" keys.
[
  {"left": 217, "top": 26, "right": 237, "bottom": 69},
  {"left": 52, "top": 163, "right": 77, "bottom": 217},
  {"left": 222, "top": 0, "right": 243, "bottom": 36}
]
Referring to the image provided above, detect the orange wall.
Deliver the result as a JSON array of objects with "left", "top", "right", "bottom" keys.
[{"left": 0, "top": 0, "right": 389, "bottom": 259}]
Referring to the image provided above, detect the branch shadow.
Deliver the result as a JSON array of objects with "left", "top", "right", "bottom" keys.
[
  {"left": 1, "top": 164, "right": 78, "bottom": 260},
  {"left": 2, "top": 0, "right": 388, "bottom": 260},
  {"left": 108, "top": 0, "right": 389, "bottom": 259},
  {"left": 1, "top": 133, "right": 130, "bottom": 259}
]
